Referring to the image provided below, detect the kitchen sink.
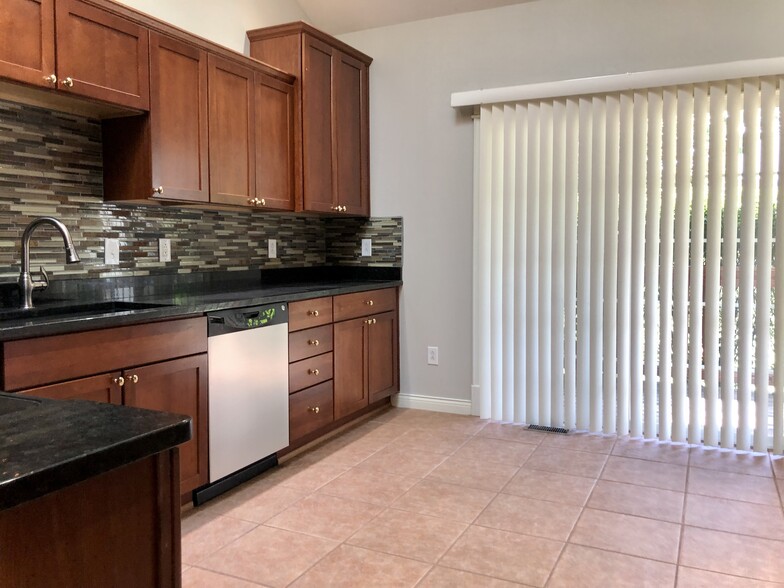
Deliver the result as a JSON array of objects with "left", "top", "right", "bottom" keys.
[
  {"left": 0, "top": 394, "right": 41, "bottom": 416},
  {"left": 0, "top": 301, "right": 172, "bottom": 322}
]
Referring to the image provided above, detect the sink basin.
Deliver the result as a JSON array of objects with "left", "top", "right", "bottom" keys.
[
  {"left": 0, "top": 394, "right": 41, "bottom": 416},
  {"left": 0, "top": 301, "right": 171, "bottom": 322}
]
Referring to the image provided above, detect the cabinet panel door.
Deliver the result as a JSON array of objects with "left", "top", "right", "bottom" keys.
[
  {"left": 149, "top": 33, "right": 208, "bottom": 203},
  {"left": 333, "top": 317, "right": 367, "bottom": 419},
  {"left": 124, "top": 354, "right": 208, "bottom": 495},
  {"left": 208, "top": 54, "right": 255, "bottom": 206},
  {"left": 55, "top": 0, "right": 150, "bottom": 110},
  {"left": 367, "top": 311, "right": 398, "bottom": 404},
  {"left": 301, "top": 34, "right": 335, "bottom": 213},
  {"left": 334, "top": 50, "right": 369, "bottom": 216},
  {"left": 17, "top": 372, "right": 122, "bottom": 404},
  {"left": 0, "top": 0, "right": 55, "bottom": 86},
  {"left": 255, "top": 72, "right": 295, "bottom": 210}
]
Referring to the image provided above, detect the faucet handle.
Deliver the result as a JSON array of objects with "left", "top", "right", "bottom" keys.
[{"left": 32, "top": 266, "right": 49, "bottom": 291}]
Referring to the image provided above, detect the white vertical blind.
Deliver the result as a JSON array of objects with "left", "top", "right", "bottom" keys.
[{"left": 474, "top": 73, "right": 784, "bottom": 453}]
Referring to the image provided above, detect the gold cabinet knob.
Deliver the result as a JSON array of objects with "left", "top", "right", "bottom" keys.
[
  {"left": 307, "top": 310, "right": 319, "bottom": 317},
  {"left": 153, "top": 186, "right": 163, "bottom": 194},
  {"left": 61, "top": 76, "right": 74, "bottom": 88},
  {"left": 365, "top": 318, "right": 377, "bottom": 325},
  {"left": 308, "top": 368, "right": 320, "bottom": 376},
  {"left": 43, "top": 74, "right": 57, "bottom": 85},
  {"left": 260, "top": 198, "right": 266, "bottom": 206},
  {"left": 373, "top": 318, "right": 377, "bottom": 324},
  {"left": 308, "top": 339, "right": 320, "bottom": 346},
  {"left": 365, "top": 300, "right": 374, "bottom": 306},
  {"left": 247, "top": 198, "right": 255, "bottom": 205},
  {"left": 113, "top": 376, "right": 125, "bottom": 387},
  {"left": 130, "top": 374, "right": 139, "bottom": 383},
  {"left": 308, "top": 406, "right": 320, "bottom": 414}
]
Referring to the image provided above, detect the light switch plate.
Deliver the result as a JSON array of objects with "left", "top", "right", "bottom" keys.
[
  {"left": 105, "top": 238, "right": 119, "bottom": 265},
  {"left": 361, "top": 238, "right": 372, "bottom": 257},
  {"left": 158, "top": 238, "right": 171, "bottom": 262},
  {"left": 268, "top": 238, "right": 277, "bottom": 259}
]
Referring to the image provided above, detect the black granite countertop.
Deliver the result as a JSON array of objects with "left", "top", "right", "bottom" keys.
[
  {"left": 0, "top": 393, "right": 191, "bottom": 510},
  {"left": 0, "top": 267, "right": 402, "bottom": 341}
]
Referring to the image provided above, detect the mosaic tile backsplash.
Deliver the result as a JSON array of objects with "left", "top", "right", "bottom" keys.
[{"left": 0, "top": 99, "right": 402, "bottom": 281}]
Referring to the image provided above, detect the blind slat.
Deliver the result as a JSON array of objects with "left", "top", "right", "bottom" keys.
[
  {"left": 775, "top": 79, "right": 784, "bottom": 454},
  {"left": 576, "top": 97, "right": 593, "bottom": 430},
  {"left": 526, "top": 103, "right": 541, "bottom": 424},
  {"left": 552, "top": 99, "right": 567, "bottom": 427},
  {"left": 539, "top": 101, "right": 554, "bottom": 425},
  {"left": 490, "top": 105, "right": 505, "bottom": 421},
  {"left": 502, "top": 104, "right": 517, "bottom": 423},
  {"left": 564, "top": 98, "right": 580, "bottom": 430},
  {"left": 513, "top": 104, "right": 529, "bottom": 424}
]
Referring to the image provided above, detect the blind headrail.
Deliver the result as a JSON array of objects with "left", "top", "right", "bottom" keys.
[{"left": 451, "top": 57, "right": 784, "bottom": 107}]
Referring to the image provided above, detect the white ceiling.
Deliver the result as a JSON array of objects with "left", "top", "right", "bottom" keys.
[{"left": 294, "top": 0, "right": 536, "bottom": 35}]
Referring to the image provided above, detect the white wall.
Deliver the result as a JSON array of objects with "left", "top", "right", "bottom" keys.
[
  {"left": 338, "top": 0, "right": 784, "bottom": 404},
  {"left": 115, "top": 0, "right": 308, "bottom": 54}
]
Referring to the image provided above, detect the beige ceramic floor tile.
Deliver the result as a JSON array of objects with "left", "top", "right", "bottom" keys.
[
  {"left": 417, "top": 566, "right": 523, "bottom": 587},
  {"left": 318, "top": 467, "right": 418, "bottom": 506},
  {"left": 588, "top": 480, "right": 684, "bottom": 522},
  {"left": 198, "top": 526, "right": 338, "bottom": 588},
  {"left": 181, "top": 567, "right": 267, "bottom": 588},
  {"left": 689, "top": 447, "right": 772, "bottom": 477},
  {"left": 569, "top": 508, "right": 681, "bottom": 563},
  {"left": 354, "top": 446, "right": 446, "bottom": 478},
  {"left": 475, "top": 493, "right": 581, "bottom": 541},
  {"left": 211, "top": 484, "right": 308, "bottom": 524},
  {"left": 347, "top": 508, "right": 466, "bottom": 563},
  {"left": 477, "top": 422, "right": 547, "bottom": 445},
  {"left": 452, "top": 437, "right": 536, "bottom": 467},
  {"left": 264, "top": 462, "right": 349, "bottom": 493},
  {"left": 439, "top": 525, "right": 563, "bottom": 587},
  {"left": 289, "top": 544, "right": 430, "bottom": 587},
  {"left": 295, "top": 438, "right": 380, "bottom": 468},
  {"left": 422, "top": 414, "right": 489, "bottom": 436},
  {"left": 772, "top": 455, "right": 784, "bottom": 478},
  {"left": 392, "top": 478, "right": 496, "bottom": 523},
  {"left": 684, "top": 494, "right": 784, "bottom": 540},
  {"left": 502, "top": 468, "right": 596, "bottom": 506},
  {"left": 264, "top": 493, "right": 383, "bottom": 541},
  {"left": 680, "top": 526, "right": 784, "bottom": 582},
  {"left": 612, "top": 437, "right": 690, "bottom": 465},
  {"left": 602, "top": 456, "right": 687, "bottom": 491},
  {"left": 676, "top": 566, "right": 782, "bottom": 587},
  {"left": 548, "top": 544, "right": 676, "bottom": 588},
  {"left": 540, "top": 431, "right": 617, "bottom": 454},
  {"left": 426, "top": 454, "right": 519, "bottom": 492},
  {"left": 181, "top": 513, "right": 258, "bottom": 565},
  {"left": 337, "top": 421, "right": 410, "bottom": 449},
  {"left": 687, "top": 466, "right": 781, "bottom": 506},
  {"left": 388, "top": 428, "right": 472, "bottom": 455},
  {"left": 524, "top": 446, "right": 608, "bottom": 479}
]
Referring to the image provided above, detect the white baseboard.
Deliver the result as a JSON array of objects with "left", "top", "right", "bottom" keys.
[{"left": 391, "top": 393, "right": 472, "bottom": 415}]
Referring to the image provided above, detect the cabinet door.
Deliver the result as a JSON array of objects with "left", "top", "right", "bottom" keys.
[
  {"left": 333, "top": 317, "right": 367, "bottom": 419},
  {"left": 367, "top": 311, "right": 398, "bottom": 403},
  {"left": 17, "top": 372, "right": 122, "bottom": 404},
  {"left": 123, "top": 354, "right": 208, "bottom": 495},
  {"left": 208, "top": 54, "right": 255, "bottom": 207},
  {"left": 149, "top": 33, "right": 209, "bottom": 203},
  {"left": 0, "top": 0, "right": 55, "bottom": 87},
  {"left": 255, "top": 72, "right": 296, "bottom": 211},
  {"left": 334, "top": 50, "right": 369, "bottom": 216},
  {"left": 301, "top": 34, "right": 336, "bottom": 213},
  {"left": 54, "top": 0, "right": 150, "bottom": 110}
]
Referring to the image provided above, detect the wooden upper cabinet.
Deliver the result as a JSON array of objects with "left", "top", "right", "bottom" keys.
[
  {"left": 248, "top": 22, "right": 372, "bottom": 217},
  {"left": 254, "top": 71, "right": 296, "bottom": 211},
  {"left": 54, "top": 0, "right": 150, "bottom": 110},
  {"left": 0, "top": 0, "right": 55, "bottom": 86},
  {"left": 208, "top": 54, "right": 256, "bottom": 207},
  {"left": 149, "top": 33, "right": 209, "bottom": 203}
]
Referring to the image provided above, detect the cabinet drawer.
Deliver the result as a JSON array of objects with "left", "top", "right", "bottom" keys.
[
  {"left": 289, "top": 297, "right": 333, "bottom": 331},
  {"left": 1, "top": 317, "right": 207, "bottom": 391},
  {"left": 289, "top": 324, "right": 333, "bottom": 362},
  {"left": 333, "top": 288, "right": 396, "bottom": 322},
  {"left": 289, "top": 352, "right": 333, "bottom": 392},
  {"left": 289, "top": 381, "right": 333, "bottom": 442}
]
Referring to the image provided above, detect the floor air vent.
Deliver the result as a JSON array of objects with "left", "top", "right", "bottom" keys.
[{"left": 528, "top": 424, "right": 569, "bottom": 434}]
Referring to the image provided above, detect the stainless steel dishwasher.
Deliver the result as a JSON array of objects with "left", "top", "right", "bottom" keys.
[{"left": 194, "top": 302, "right": 289, "bottom": 505}]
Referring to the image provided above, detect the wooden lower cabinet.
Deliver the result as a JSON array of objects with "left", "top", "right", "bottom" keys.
[
  {"left": 367, "top": 311, "right": 398, "bottom": 403},
  {"left": 289, "top": 381, "right": 333, "bottom": 441},
  {"left": 17, "top": 371, "right": 122, "bottom": 404},
  {"left": 124, "top": 354, "right": 208, "bottom": 496},
  {"left": 333, "top": 317, "right": 367, "bottom": 420}
]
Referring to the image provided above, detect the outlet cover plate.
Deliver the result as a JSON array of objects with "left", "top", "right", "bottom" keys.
[
  {"left": 268, "top": 238, "right": 277, "bottom": 259},
  {"left": 427, "top": 346, "right": 439, "bottom": 366},
  {"left": 158, "top": 238, "right": 171, "bottom": 262},
  {"left": 105, "top": 238, "right": 119, "bottom": 265},
  {"left": 361, "top": 238, "right": 372, "bottom": 257}
]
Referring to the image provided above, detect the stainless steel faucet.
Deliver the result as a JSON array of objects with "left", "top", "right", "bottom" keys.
[{"left": 18, "top": 217, "right": 80, "bottom": 309}]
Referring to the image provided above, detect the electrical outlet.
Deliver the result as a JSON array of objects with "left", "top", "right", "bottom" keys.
[
  {"left": 361, "top": 238, "right": 372, "bottom": 257},
  {"left": 104, "top": 238, "right": 119, "bottom": 265},
  {"left": 427, "top": 346, "right": 439, "bottom": 366},
  {"left": 158, "top": 238, "right": 171, "bottom": 262},
  {"left": 268, "top": 238, "right": 277, "bottom": 259}
]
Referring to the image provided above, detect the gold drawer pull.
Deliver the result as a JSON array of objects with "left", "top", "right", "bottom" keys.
[
  {"left": 113, "top": 376, "right": 125, "bottom": 387},
  {"left": 153, "top": 186, "right": 164, "bottom": 194},
  {"left": 130, "top": 374, "right": 139, "bottom": 383},
  {"left": 307, "top": 310, "right": 319, "bottom": 317},
  {"left": 365, "top": 318, "right": 377, "bottom": 325},
  {"left": 365, "top": 300, "right": 374, "bottom": 306},
  {"left": 61, "top": 76, "right": 74, "bottom": 87},
  {"left": 308, "top": 406, "right": 320, "bottom": 414},
  {"left": 43, "top": 74, "right": 57, "bottom": 85},
  {"left": 308, "top": 339, "right": 320, "bottom": 346},
  {"left": 308, "top": 368, "right": 320, "bottom": 376}
]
